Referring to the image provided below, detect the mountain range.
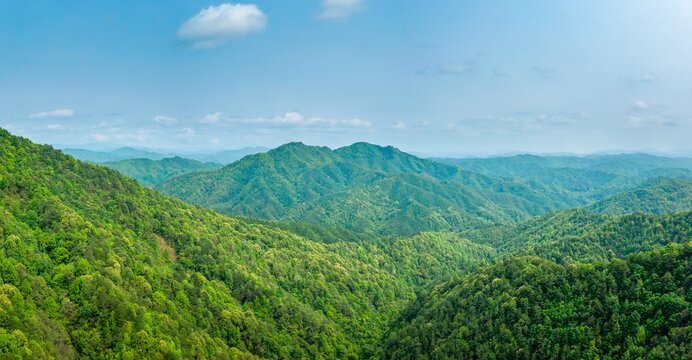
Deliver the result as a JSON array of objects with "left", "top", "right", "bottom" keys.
[
  {"left": 1, "top": 127, "right": 690, "bottom": 358},
  {"left": 101, "top": 157, "right": 222, "bottom": 187},
  {"left": 154, "top": 142, "right": 582, "bottom": 236},
  {"left": 62, "top": 146, "right": 269, "bottom": 165}
]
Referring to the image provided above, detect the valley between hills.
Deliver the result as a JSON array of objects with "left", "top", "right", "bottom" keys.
[{"left": 1, "top": 128, "right": 691, "bottom": 359}]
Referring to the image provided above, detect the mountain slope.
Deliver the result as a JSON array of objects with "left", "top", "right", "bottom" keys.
[
  {"left": 460, "top": 208, "right": 692, "bottom": 264},
  {"left": 2, "top": 128, "right": 491, "bottom": 358},
  {"left": 102, "top": 157, "right": 223, "bottom": 186},
  {"left": 589, "top": 177, "right": 692, "bottom": 215},
  {"left": 433, "top": 153, "right": 692, "bottom": 201},
  {"left": 2, "top": 128, "right": 692, "bottom": 358},
  {"left": 155, "top": 142, "right": 579, "bottom": 236},
  {"left": 383, "top": 242, "right": 692, "bottom": 359},
  {"left": 0, "top": 128, "right": 510, "bottom": 359}
]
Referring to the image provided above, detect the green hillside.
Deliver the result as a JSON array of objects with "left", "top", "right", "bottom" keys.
[
  {"left": 461, "top": 208, "right": 692, "bottom": 264},
  {"left": 0, "top": 128, "right": 497, "bottom": 358},
  {"left": 102, "top": 157, "right": 223, "bottom": 186},
  {"left": 382, "top": 242, "right": 692, "bottom": 359},
  {"left": 155, "top": 142, "right": 580, "bottom": 236},
  {"left": 589, "top": 177, "right": 692, "bottom": 215},
  {"left": 2, "top": 127, "right": 692, "bottom": 359}
]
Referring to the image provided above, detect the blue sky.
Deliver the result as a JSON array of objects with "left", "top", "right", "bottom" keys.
[{"left": 2, "top": 0, "right": 692, "bottom": 154}]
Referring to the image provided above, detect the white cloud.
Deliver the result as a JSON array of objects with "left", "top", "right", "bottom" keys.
[
  {"left": 47, "top": 124, "right": 62, "bottom": 130},
  {"left": 200, "top": 112, "right": 224, "bottom": 123},
  {"left": 92, "top": 133, "right": 109, "bottom": 142},
  {"left": 266, "top": 112, "right": 371, "bottom": 127},
  {"left": 96, "top": 119, "right": 124, "bottom": 128},
  {"left": 633, "top": 100, "right": 651, "bottom": 110},
  {"left": 418, "top": 62, "right": 472, "bottom": 76},
  {"left": 178, "top": 3, "right": 267, "bottom": 48},
  {"left": 192, "top": 111, "right": 370, "bottom": 130},
  {"left": 176, "top": 127, "right": 196, "bottom": 140},
  {"left": 342, "top": 118, "right": 372, "bottom": 127},
  {"left": 222, "top": 112, "right": 372, "bottom": 128},
  {"left": 618, "top": 74, "right": 658, "bottom": 86},
  {"left": 529, "top": 65, "right": 556, "bottom": 78},
  {"left": 626, "top": 115, "right": 681, "bottom": 128},
  {"left": 317, "top": 0, "right": 365, "bottom": 20},
  {"left": 628, "top": 116, "right": 643, "bottom": 124},
  {"left": 91, "top": 128, "right": 158, "bottom": 143},
  {"left": 154, "top": 115, "right": 177, "bottom": 125},
  {"left": 275, "top": 112, "right": 304, "bottom": 124},
  {"left": 390, "top": 121, "right": 407, "bottom": 130},
  {"left": 29, "top": 109, "right": 74, "bottom": 119}
]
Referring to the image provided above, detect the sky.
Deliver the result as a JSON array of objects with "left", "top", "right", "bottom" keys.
[{"left": 2, "top": 0, "right": 692, "bottom": 155}]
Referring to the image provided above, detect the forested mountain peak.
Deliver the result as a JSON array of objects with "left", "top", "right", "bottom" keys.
[
  {"left": 335, "top": 142, "right": 461, "bottom": 180},
  {"left": 336, "top": 142, "right": 400, "bottom": 158},
  {"left": 223, "top": 141, "right": 342, "bottom": 176},
  {"left": 155, "top": 141, "right": 582, "bottom": 235},
  {"left": 2, "top": 127, "right": 692, "bottom": 358},
  {"left": 0, "top": 127, "right": 454, "bottom": 358}
]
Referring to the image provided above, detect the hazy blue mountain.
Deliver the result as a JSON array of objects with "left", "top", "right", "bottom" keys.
[
  {"left": 432, "top": 153, "right": 692, "bottom": 201},
  {"left": 102, "top": 156, "right": 223, "bottom": 186},
  {"left": 432, "top": 153, "right": 692, "bottom": 177},
  {"left": 62, "top": 147, "right": 171, "bottom": 162},
  {"left": 186, "top": 146, "right": 270, "bottom": 164},
  {"left": 62, "top": 146, "right": 269, "bottom": 165}
]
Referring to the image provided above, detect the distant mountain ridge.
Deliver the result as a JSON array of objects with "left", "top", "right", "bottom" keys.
[
  {"left": 432, "top": 153, "right": 692, "bottom": 201},
  {"left": 588, "top": 177, "right": 692, "bottom": 215},
  {"left": 432, "top": 153, "right": 692, "bottom": 176},
  {"left": 62, "top": 147, "right": 170, "bottom": 162},
  {"left": 102, "top": 157, "right": 223, "bottom": 186},
  {"left": 62, "top": 146, "right": 269, "bottom": 164},
  {"left": 2, "top": 127, "right": 692, "bottom": 359},
  {"left": 155, "top": 142, "right": 580, "bottom": 236}
]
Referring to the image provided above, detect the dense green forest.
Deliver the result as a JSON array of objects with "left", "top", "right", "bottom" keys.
[
  {"left": 460, "top": 209, "right": 692, "bottom": 264},
  {"left": 0, "top": 129, "right": 523, "bottom": 358},
  {"left": 383, "top": 242, "right": 692, "bottom": 359},
  {"left": 0, "top": 129, "right": 448, "bottom": 358},
  {"left": 589, "top": 177, "right": 692, "bottom": 216},
  {"left": 102, "top": 157, "right": 222, "bottom": 186},
  {"left": 1, "top": 128, "right": 692, "bottom": 358},
  {"left": 154, "top": 142, "right": 580, "bottom": 236}
]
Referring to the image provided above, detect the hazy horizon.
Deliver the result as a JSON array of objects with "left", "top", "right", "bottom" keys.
[{"left": 26, "top": 136, "right": 692, "bottom": 159}]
